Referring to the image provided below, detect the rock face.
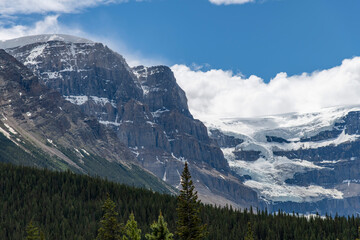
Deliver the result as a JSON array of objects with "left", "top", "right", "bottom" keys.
[
  {"left": 0, "top": 49, "right": 174, "bottom": 193},
  {"left": 2, "top": 34, "right": 259, "bottom": 209},
  {"left": 206, "top": 107, "right": 360, "bottom": 215}
]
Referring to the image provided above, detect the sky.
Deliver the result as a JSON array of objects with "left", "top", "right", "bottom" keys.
[{"left": 0, "top": 0, "right": 360, "bottom": 119}]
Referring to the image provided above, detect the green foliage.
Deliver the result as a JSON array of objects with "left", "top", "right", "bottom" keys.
[
  {"left": 97, "top": 196, "right": 124, "bottom": 240},
  {"left": 356, "top": 226, "right": 360, "bottom": 240},
  {"left": 25, "top": 221, "right": 45, "bottom": 240},
  {"left": 176, "top": 162, "right": 207, "bottom": 240},
  {"left": 1, "top": 162, "right": 360, "bottom": 239},
  {"left": 244, "top": 222, "right": 253, "bottom": 240},
  {"left": 145, "top": 211, "right": 173, "bottom": 240},
  {"left": 124, "top": 213, "right": 141, "bottom": 240}
]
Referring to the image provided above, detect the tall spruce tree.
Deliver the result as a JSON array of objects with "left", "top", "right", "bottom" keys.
[
  {"left": 96, "top": 195, "right": 124, "bottom": 240},
  {"left": 25, "top": 220, "right": 45, "bottom": 240},
  {"left": 124, "top": 213, "right": 141, "bottom": 240},
  {"left": 176, "top": 162, "right": 207, "bottom": 240},
  {"left": 244, "top": 222, "right": 254, "bottom": 240},
  {"left": 145, "top": 211, "right": 173, "bottom": 240}
]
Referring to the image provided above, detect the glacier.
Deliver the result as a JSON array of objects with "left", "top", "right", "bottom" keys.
[{"left": 207, "top": 105, "right": 360, "bottom": 203}]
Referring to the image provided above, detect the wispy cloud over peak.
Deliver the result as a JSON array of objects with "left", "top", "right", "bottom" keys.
[
  {"left": 0, "top": 0, "right": 127, "bottom": 15},
  {"left": 0, "top": 15, "right": 85, "bottom": 41},
  {"left": 209, "top": 0, "right": 255, "bottom": 5}
]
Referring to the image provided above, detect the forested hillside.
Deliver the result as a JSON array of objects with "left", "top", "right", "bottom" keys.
[{"left": 1, "top": 163, "right": 360, "bottom": 240}]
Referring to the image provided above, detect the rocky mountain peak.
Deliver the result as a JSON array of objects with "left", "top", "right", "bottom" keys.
[{"left": 133, "top": 65, "right": 192, "bottom": 118}]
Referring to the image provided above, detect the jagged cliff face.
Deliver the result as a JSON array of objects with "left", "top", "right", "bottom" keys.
[
  {"left": 207, "top": 106, "right": 360, "bottom": 215},
  {"left": 0, "top": 49, "right": 175, "bottom": 194},
  {"left": 3, "top": 35, "right": 259, "bottom": 208}
]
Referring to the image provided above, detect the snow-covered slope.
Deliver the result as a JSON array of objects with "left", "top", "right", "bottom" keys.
[
  {"left": 208, "top": 106, "right": 360, "bottom": 203},
  {"left": 0, "top": 34, "right": 93, "bottom": 49}
]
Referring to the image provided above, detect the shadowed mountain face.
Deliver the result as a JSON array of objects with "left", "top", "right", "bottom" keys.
[
  {"left": 0, "top": 49, "right": 175, "bottom": 194},
  {"left": 3, "top": 35, "right": 259, "bottom": 209}
]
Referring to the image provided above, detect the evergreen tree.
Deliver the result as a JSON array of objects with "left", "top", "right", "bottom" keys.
[
  {"left": 176, "top": 162, "right": 207, "bottom": 240},
  {"left": 97, "top": 195, "right": 124, "bottom": 240},
  {"left": 145, "top": 211, "right": 174, "bottom": 240},
  {"left": 244, "top": 222, "right": 254, "bottom": 240},
  {"left": 356, "top": 226, "right": 360, "bottom": 240},
  {"left": 124, "top": 213, "right": 141, "bottom": 240},
  {"left": 25, "top": 220, "right": 45, "bottom": 240}
]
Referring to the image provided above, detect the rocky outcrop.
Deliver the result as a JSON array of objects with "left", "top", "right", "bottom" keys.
[{"left": 133, "top": 65, "right": 191, "bottom": 117}]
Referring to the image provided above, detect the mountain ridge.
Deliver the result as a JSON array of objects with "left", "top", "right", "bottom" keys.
[{"left": 0, "top": 48, "right": 176, "bottom": 194}]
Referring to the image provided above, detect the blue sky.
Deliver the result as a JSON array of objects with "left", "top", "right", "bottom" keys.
[
  {"left": 1, "top": 0, "right": 360, "bottom": 118},
  {"left": 1, "top": 0, "right": 360, "bottom": 80},
  {"left": 65, "top": 0, "right": 360, "bottom": 80}
]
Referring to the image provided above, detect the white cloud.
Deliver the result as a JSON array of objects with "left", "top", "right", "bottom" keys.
[
  {"left": 209, "top": 0, "right": 255, "bottom": 5},
  {"left": 172, "top": 57, "right": 360, "bottom": 119},
  {"left": 0, "top": 0, "right": 163, "bottom": 67},
  {"left": 0, "top": 0, "right": 127, "bottom": 15},
  {"left": 0, "top": 15, "right": 85, "bottom": 40},
  {"left": 0, "top": 15, "right": 165, "bottom": 67}
]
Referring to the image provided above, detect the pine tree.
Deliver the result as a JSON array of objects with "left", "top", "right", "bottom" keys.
[
  {"left": 356, "top": 226, "right": 360, "bottom": 240},
  {"left": 176, "top": 162, "right": 207, "bottom": 240},
  {"left": 25, "top": 220, "right": 45, "bottom": 240},
  {"left": 124, "top": 213, "right": 141, "bottom": 240},
  {"left": 145, "top": 211, "right": 174, "bottom": 240},
  {"left": 245, "top": 222, "right": 254, "bottom": 240},
  {"left": 97, "top": 195, "right": 124, "bottom": 240}
]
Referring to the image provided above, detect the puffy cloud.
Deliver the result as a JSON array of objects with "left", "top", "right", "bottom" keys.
[
  {"left": 0, "top": 15, "right": 84, "bottom": 40},
  {"left": 172, "top": 57, "right": 360, "bottom": 119},
  {"left": 0, "top": 0, "right": 128, "bottom": 15},
  {"left": 209, "top": 0, "right": 255, "bottom": 5}
]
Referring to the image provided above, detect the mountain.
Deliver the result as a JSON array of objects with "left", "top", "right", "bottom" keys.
[
  {"left": 206, "top": 106, "right": 360, "bottom": 215},
  {"left": 4, "top": 34, "right": 360, "bottom": 215},
  {"left": 1, "top": 34, "right": 259, "bottom": 209},
  {"left": 0, "top": 48, "right": 175, "bottom": 194}
]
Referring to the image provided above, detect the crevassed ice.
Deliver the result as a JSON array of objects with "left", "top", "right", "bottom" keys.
[{"left": 208, "top": 106, "right": 360, "bottom": 203}]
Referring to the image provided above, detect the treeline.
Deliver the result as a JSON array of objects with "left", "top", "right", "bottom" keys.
[{"left": 1, "top": 162, "right": 360, "bottom": 239}]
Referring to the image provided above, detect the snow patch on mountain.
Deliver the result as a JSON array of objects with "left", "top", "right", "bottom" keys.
[
  {"left": 24, "top": 44, "right": 47, "bottom": 65},
  {"left": 90, "top": 96, "right": 117, "bottom": 108},
  {"left": 64, "top": 95, "right": 88, "bottom": 105},
  {"left": 64, "top": 95, "right": 116, "bottom": 108}
]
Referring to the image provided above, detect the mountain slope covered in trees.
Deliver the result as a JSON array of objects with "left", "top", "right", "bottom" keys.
[{"left": 1, "top": 163, "right": 360, "bottom": 240}]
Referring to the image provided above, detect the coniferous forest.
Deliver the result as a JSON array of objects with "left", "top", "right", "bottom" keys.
[{"left": 1, "top": 162, "right": 360, "bottom": 240}]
